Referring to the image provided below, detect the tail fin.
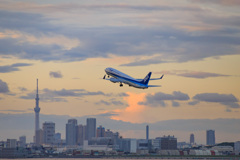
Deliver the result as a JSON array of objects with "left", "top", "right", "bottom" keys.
[{"left": 141, "top": 72, "right": 152, "bottom": 85}]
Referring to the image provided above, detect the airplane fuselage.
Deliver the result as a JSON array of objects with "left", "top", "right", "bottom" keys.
[{"left": 105, "top": 67, "right": 148, "bottom": 89}]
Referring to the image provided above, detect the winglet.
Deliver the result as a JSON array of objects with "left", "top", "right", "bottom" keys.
[{"left": 160, "top": 74, "right": 164, "bottom": 79}]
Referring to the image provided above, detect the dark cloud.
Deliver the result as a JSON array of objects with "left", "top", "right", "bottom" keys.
[
  {"left": 0, "top": 10, "right": 57, "bottom": 33},
  {"left": 0, "top": 109, "right": 29, "bottom": 113},
  {"left": 96, "top": 99, "right": 126, "bottom": 106},
  {"left": 18, "top": 87, "right": 28, "bottom": 92},
  {"left": 190, "top": 0, "right": 240, "bottom": 6},
  {"left": 117, "top": 93, "right": 129, "bottom": 97},
  {"left": 0, "top": 63, "right": 32, "bottom": 73},
  {"left": 0, "top": 5, "right": 240, "bottom": 65},
  {"left": 178, "top": 71, "right": 230, "bottom": 79},
  {"left": 157, "top": 70, "right": 230, "bottom": 79},
  {"left": 0, "top": 79, "right": 9, "bottom": 93},
  {"left": 96, "top": 111, "right": 119, "bottom": 118},
  {"left": 96, "top": 100, "right": 111, "bottom": 106},
  {"left": 172, "top": 101, "right": 180, "bottom": 107},
  {"left": 139, "top": 91, "right": 189, "bottom": 107},
  {"left": 188, "top": 101, "right": 200, "bottom": 106},
  {"left": 0, "top": 38, "right": 62, "bottom": 61},
  {"left": 49, "top": 71, "right": 63, "bottom": 78},
  {"left": 192, "top": 93, "right": 240, "bottom": 108},
  {"left": 121, "top": 57, "right": 168, "bottom": 66},
  {"left": 19, "top": 88, "right": 127, "bottom": 103},
  {"left": 1, "top": 112, "right": 240, "bottom": 143},
  {"left": 20, "top": 88, "right": 106, "bottom": 102}
]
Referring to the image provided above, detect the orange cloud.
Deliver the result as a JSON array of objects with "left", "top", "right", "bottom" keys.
[{"left": 111, "top": 92, "right": 147, "bottom": 123}]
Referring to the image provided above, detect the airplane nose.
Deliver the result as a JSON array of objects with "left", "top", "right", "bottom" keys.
[{"left": 105, "top": 68, "right": 109, "bottom": 73}]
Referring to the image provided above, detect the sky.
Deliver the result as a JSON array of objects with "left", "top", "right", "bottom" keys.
[{"left": 0, "top": 0, "right": 240, "bottom": 144}]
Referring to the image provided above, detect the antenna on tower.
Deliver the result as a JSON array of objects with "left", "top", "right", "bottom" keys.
[{"left": 37, "top": 79, "right": 38, "bottom": 92}]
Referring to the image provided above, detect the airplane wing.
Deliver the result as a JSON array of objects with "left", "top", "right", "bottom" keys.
[{"left": 103, "top": 75, "right": 124, "bottom": 83}]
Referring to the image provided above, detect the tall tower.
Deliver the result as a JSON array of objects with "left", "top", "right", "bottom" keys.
[
  {"left": 146, "top": 125, "right": 149, "bottom": 140},
  {"left": 34, "top": 79, "right": 40, "bottom": 144}
]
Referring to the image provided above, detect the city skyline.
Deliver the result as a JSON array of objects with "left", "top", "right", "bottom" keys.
[{"left": 0, "top": 0, "right": 240, "bottom": 145}]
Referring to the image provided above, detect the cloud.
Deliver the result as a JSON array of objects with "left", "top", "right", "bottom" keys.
[
  {"left": 117, "top": 93, "right": 129, "bottom": 97},
  {"left": 192, "top": 93, "right": 240, "bottom": 108},
  {"left": 96, "top": 99, "right": 126, "bottom": 106},
  {"left": 156, "top": 70, "right": 230, "bottom": 79},
  {"left": 0, "top": 63, "right": 32, "bottom": 73},
  {"left": 188, "top": 100, "right": 200, "bottom": 106},
  {"left": 1, "top": 112, "right": 240, "bottom": 143},
  {"left": 19, "top": 88, "right": 128, "bottom": 103},
  {"left": 20, "top": 88, "right": 106, "bottom": 102},
  {"left": 139, "top": 91, "right": 189, "bottom": 107},
  {"left": 172, "top": 101, "right": 180, "bottom": 107},
  {"left": 121, "top": 56, "right": 168, "bottom": 66},
  {"left": 0, "top": 79, "right": 9, "bottom": 93},
  {"left": 190, "top": 0, "right": 240, "bottom": 6},
  {"left": 18, "top": 87, "right": 28, "bottom": 92},
  {"left": 95, "top": 111, "right": 119, "bottom": 118},
  {"left": 178, "top": 71, "right": 230, "bottom": 79},
  {"left": 49, "top": 71, "right": 63, "bottom": 78},
  {"left": 0, "top": 7, "right": 240, "bottom": 65},
  {"left": 0, "top": 109, "right": 30, "bottom": 113}
]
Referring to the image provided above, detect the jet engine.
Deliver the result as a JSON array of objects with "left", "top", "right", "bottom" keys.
[{"left": 110, "top": 78, "right": 120, "bottom": 83}]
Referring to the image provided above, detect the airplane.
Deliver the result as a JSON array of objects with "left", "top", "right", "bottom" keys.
[{"left": 103, "top": 67, "right": 164, "bottom": 89}]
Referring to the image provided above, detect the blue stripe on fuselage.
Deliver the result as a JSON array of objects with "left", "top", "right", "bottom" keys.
[{"left": 107, "top": 71, "right": 147, "bottom": 88}]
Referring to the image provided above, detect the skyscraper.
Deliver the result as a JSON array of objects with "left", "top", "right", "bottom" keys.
[
  {"left": 77, "top": 124, "right": 86, "bottom": 145},
  {"left": 206, "top": 130, "right": 215, "bottom": 145},
  {"left": 43, "top": 122, "right": 55, "bottom": 145},
  {"left": 86, "top": 118, "right": 96, "bottom": 140},
  {"left": 146, "top": 125, "right": 149, "bottom": 140},
  {"left": 19, "top": 136, "right": 26, "bottom": 147},
  {"left": 34, "top": 79, "right": 41, "bottom": 145},
  {"left": 66, "top": 119, "right": 78, "bottom": 145},
  {"left": 190, "top": 133, "right": 195, "bottom": 145},
  {"left": 97, "top": 125, "right": 105, "bottom": 137},
  {"left": 160, "top": 136, "right": 177, "bottom": 150}
]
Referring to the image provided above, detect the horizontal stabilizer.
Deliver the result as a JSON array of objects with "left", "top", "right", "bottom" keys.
[
  {"left": 150, "top": 74, "right": 164, "bottom": 80},
  {"left": 148, "top": 85, "right": 161, "bottom": 87}
]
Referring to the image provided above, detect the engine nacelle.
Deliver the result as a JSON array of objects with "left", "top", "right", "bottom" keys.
[{"left": 110, "top": 78, "right": 120, "bottom": 83}]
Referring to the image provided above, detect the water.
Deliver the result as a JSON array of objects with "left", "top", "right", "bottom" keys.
[{"left": 0, "top": 158, "right": 237, "bottom": 160}]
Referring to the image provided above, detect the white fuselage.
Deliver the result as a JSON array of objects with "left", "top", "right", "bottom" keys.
[{"left": 105, "top": 67, "right": 148, "bottom": 89}]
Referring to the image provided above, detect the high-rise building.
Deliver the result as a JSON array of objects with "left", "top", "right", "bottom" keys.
[
  {"left": 86, "top": 118, "right": 96, "bottom": 140},
  {"left": 234, "top": 141, "right": 240, "bottom": 154},
  {"left": 66, "top": 119, "right": 78, "bottom": 145},
  {"left": 190, "top": 133, "right": 195, "bottom": 145},
  {"left": 97, "top": 125, "right": 105, "bottom": 137},
  {"left": 206, "top": 130, "right": 215, "bottom": 145},
  {"left": 105, "top": 129, "right": 114, "bottom": 138},
  {"left": 160, "top": 135, "right": 177, "bottom": 150},
  {"left": 34, "top": 79, "right": 41, "bottom": 145},
  {"left": 146, "top": 125, "right": 149, "bottom": 140},
  {"left": 6, "top": 139, "right": 17, "bottom": 148},
  {"left": 77, "top": 124, "right": 86, "bottom": 145},
  {"left": 19, "top": 136, "right": 26, "bottom": 147},
  {"left": 54, "top": 133, "right": 61, "bottom": 144},
  {"left": 43, "top": 122, "right": 55, "bottom": 145}
]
